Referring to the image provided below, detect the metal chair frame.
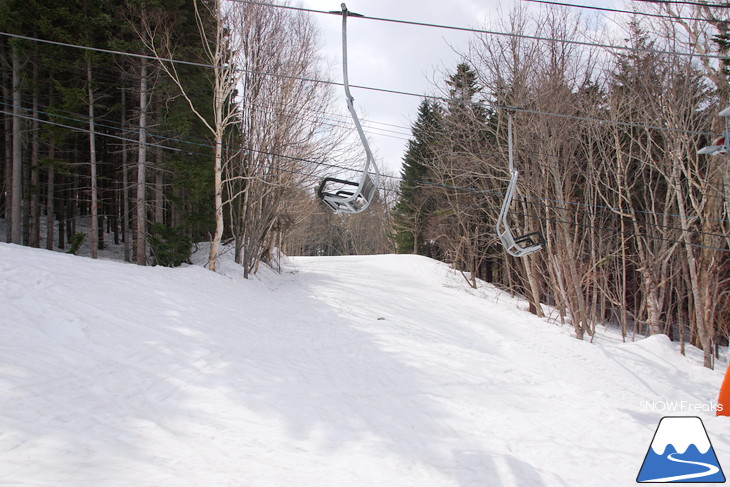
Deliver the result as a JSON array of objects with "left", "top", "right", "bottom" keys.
[
  {"left": 317, "top": 4, "right": 380, "bottom": 214},
  {"left": 495, "top": 113, "right": 545, "bottom": 257},
  {"left": 697, "top": 106, "right": 730, "bottom": 156}
]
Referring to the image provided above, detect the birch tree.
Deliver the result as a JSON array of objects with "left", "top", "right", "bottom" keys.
[{"left": 138, "top": 0, "right": 240, "bottom": 271}]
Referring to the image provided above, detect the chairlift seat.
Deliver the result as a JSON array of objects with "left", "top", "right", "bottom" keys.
[
  {"left": 697, "top": 135, "right": 728, "bottom": 155},
  {"left": 317, "top": 172, "right": 377, "bottom": 214},
  {"left": 698, "top": 107, "right": 730, "bottom": 155},
  {"left": 496, "top": 170, "right": 545, "bottom": 257}
]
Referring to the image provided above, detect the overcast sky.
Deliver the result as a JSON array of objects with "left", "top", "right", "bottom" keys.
[{"left": 297, "top": 0, "right": 624, "bottom": 175}]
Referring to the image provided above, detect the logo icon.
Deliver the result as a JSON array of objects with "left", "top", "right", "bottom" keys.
[{"left": 637, "top": 416, "right": 725, "bottom": 483}]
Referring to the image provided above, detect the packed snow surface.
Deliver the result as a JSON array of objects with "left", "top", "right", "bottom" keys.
[{"left": 0, "top": 242, "right": 727, "bottom": 486}]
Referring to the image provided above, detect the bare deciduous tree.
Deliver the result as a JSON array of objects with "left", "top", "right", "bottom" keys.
[
  {"left": 137, "top": 0, "right": 241, "bottom": 271},
  {"left": 228, "top": 2, "right": 341, "bottom": 277}
]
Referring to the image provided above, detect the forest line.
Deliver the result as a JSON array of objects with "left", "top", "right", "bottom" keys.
[{"left": 1, "top": 0, "right": 729, "bottom": 367}]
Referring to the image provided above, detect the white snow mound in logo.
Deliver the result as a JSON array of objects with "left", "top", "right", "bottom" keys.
[{"left": 650, "top": 417, "right": 711, "bottom": 455}]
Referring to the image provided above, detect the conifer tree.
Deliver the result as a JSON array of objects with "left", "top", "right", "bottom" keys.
[
  {"left": 426, "top": 63, "right": 493, "bottom": 285},
  {"left": 443, "top": 63, "right": 490, "bottom": 157},
  {"left": 392, "top": 99, "right": 442, "bottom": 254}
]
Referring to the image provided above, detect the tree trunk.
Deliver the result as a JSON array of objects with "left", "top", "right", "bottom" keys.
[
  {"left": 155, "top": 144, "right": 163, "bottom": 225},
  {"left": 205, "top": 0, "right": 228, "bottom": 272},
  {"left": 523, "top": 257, "right": 545, "bottom": 317},
  {"left": 30, "top": 58, "right": 40, "bottom": 248},
  {"left": 643, "top": 272, "right": 662, "bottom": 336},
  {"left": 46, "top": 142, "right": 55, "bottom": 251},
  {"left": 121, "top": 88, "right": 131, "bottom": 262},
  {"left": 87, "top": 61, "right": 99, "bottom": 259},
  {"left": 10, "top": 44, "right": 22, "bottom": 245},
  {"left": 673, "top": 161, "right": 713, "bottom": 368},
  {"left": 57, "top": 172, "right": 65, "bottom": 250},
  {"left": 2, "top": 45, "right": 11, "bottom": 241},
  {"left": 725, "top": 157, "right": 730, "bottom": 249},
  {"left": 206, "top": 132, "right": 224, "bottom": 271},
  {"left": 45, "top": 78, "right": 55, "bottom": 251},
  {"left": 136, "top": 59, "right": 148, "bottom": 265}
]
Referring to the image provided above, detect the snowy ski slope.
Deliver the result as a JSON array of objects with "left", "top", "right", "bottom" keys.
[{"left": 0, "top": 243, "right": 727, "bottom": 486}]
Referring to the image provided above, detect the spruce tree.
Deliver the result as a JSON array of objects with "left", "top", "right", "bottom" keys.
[
  {"left": 392, "top": 99, "right": 442, "bottom": 254},
  {"left": 444, "top": 62, "right": 490, "bottom": 155}
]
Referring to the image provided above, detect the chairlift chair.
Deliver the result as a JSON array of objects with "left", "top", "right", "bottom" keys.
[
  {"left": 697, "top": 105, "right": 730, "bottom": 156},
  {"left": 495, "top": 112, "right": 545, "bottom": 257},
  {"left": 317, "top": 4, "right": 380, "bottom": 214},
  {"left": 697, "top": 135, "right": 728, "bottom": 156}
]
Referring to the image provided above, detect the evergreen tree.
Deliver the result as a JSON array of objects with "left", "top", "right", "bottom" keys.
[
  {"left": 443, "top": 62, "right": 491, "bottom": 157},
  {"left": 417, "top": 62, "right": 494, "bottom": 285},
  {"left": 392, "top": 99, "right": 442, "bottom": 254},
  {"left": 0, "top": 0, "right": 215, "bottom": 262}
]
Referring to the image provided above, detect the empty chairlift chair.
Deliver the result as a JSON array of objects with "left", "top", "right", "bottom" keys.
[
  {"left": 697, "top": 105, "right": 730, "bottom": 156},
  {"left": 495, "top": 112, "right": 545, "bottom": 257},
  {"left": 317, "top": 4, "right": 380, "bottom": 214}
]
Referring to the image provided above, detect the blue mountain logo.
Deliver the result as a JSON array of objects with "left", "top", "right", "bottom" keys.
[{"left": 637, "top": 416, "right": 725, "bottom": 483}]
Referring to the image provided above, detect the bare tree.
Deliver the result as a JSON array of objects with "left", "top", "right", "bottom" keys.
[
  {"left": 663, "top": 63, "right": 724, "bottom": 368},
  {"left": 137, "top": 0, "right": 241, "bottom": 271},
  {"left": 228, "top": 2, "right": 341, "bottom": 276}
]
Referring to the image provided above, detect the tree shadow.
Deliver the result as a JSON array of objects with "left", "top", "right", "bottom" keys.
[{"left": 0, "top": 248, "right": 557, "bottom": 485}]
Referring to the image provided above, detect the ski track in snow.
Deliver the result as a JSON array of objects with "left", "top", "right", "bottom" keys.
[{"left": 0, "top": 243, "right": 727, "bottom": 486}]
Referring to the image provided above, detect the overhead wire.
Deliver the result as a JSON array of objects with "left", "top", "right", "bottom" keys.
[
  {"left": 233, "top": 0, "right": 729, "bottom": 60},
  {"left": 0, "top": 106, "right": 345, "bottom": 174},
  {"left": 419, "top": 177, "right": 730, "bottom": 227},
  {"left": 7, "top": 65, "right": 730, "bottom": 214},
  {"left": 429, "top": 182, "right": 730, "bottom": 253},
  {"left": 7, "top": 33, "right": 728, "bottom": 210},
  {"left": 521, "top": 0, "right": 710, "bottom": 21},
  {"left": 1, "top": 96, "right": 409, "bottom": 171},
  {"left": 0, "top": 98, "right": 709, "bottom": 208},
  {"left": 5, "top": 93, "right": 401, "bottom": 174},
  {"left": 1, "top": 106, "right": 377, "bottom": 196},
  {"left": 15, "top": 96, "right": 728, "bottom": 222},
  {"left": 15, "top": 47, "right": 413, "bottom": 140},
  {"left": 0, "top": 30, "right": 721, "bottom": 140},
  {"left": 2, "top": 11, "right": 728, "bottom": 247},
  {"left": 631, "top": 0, "right": 730, "bottom": 8},
  {"left": 0, "top": 108, "right": 198, "bottom": 156},
  {"left": 5, "top": 101, "right": 729, "bottom": 250}
]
